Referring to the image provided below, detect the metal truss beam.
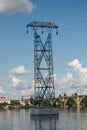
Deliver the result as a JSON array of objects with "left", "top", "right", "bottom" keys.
[{"left": 26, "top": 21, "right": 58, "bottom": 103}]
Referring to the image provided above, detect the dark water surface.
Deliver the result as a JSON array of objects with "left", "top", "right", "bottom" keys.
[{"left": 0, "top": 109, "right": 87, "bottom": 130}]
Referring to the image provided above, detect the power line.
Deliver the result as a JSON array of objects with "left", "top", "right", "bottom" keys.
[
  {"left": 60, "top": 19, "right": 87, "bottom": 28},
  {"left": 59, "top": 26, "right": 87, "bottom": 34},
  {"left": 58, "top": 19, "right": 87, "bottom": 34}
]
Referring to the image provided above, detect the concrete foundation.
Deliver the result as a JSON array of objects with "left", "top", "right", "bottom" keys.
[{"left": 30, "top": 107, "right": 58, "bottom": 116}]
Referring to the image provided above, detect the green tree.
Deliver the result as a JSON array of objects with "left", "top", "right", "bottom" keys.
[
  {"left": 74, "top": 93, "right": 77, "bottom": 96},
  {"left": 66, "top": 98, "right": 77, "bottom": 108},
  {"left": 59, "top": 94, "right": 62, "bottom": 97},
  {"left": 64, "top": 93, "right": 67, "bottom": 97},
  {"left": 11, "top": 100, "right": 20, "bottom": 106},
  {"left": 40, "top": 99, "right": 49, "bottom": 107},
  {"left": 30, "top": 97, "right": 35, "bottom": 105},
  {"left": 81, "top": 97, "right": 87, "bottom": 107},
  {"left": 24, "top": 101, "right": 29, "bottom": 109}
]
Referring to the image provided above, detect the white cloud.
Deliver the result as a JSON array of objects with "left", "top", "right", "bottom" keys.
[
  {"left": 54, "top": 73, "right": 75, "bottom": 88},
  {"left": 10, "top": 76, "right": 32, "bottom": 90},
  {"left": 0, "top": 0, "right": 35, "bottom": 15},
  {"left": 68, "top": 59, "right": 87, "bottom": 86},
  {"left": 68, "top": 59, "right": 87, "bottom": 76},
  {"left": 60, "top": 73, "right": 75, "bottom": 85},
  {"left": 54, "top": 73, "right": 76, "bottom": 95},
  {"left": 54, "top": 59, "right": 87, "bottom": 96},
  {"left": 9, "top": 66, "right": 30, "bottom": 75},
  {"left": 0, "top": 86, "right": 5, "bottom": 93},
  {"left": 68, "top": 59, "right": 82, "bottom": 74},
  {"left": 8, "top": 59, "right": 87, "bottom": 97},
  {"left": 21, "top": 88, "right": 33, "bottom": 96}
]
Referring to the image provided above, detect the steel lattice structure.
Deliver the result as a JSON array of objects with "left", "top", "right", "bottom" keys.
[{"left": 26, "top": 21, "right": 58, "bottom": 102}]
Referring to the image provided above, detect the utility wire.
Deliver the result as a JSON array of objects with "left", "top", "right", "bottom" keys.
[
  {"left": 59, "top": 26, "right": 87, "bottom": 33},
  {"left": 60, "top": 19, "right": 87, "bottom": 28},
  {"left": 1, "top": 19, "right": 87, "bottom": 75},
  {"left": 58, "top": 19, "right": 87, "bottom": 34}
]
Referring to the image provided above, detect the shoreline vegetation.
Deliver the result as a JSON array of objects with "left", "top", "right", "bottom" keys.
[
  {"left": 0, "top": 104, "right": 87, "bottom": 111},
  {"left": 0, "top": 97, "right": 87, "bottom": 110},
  {"left": 0, "top": 99, "right": 31, "bottom": 110}
]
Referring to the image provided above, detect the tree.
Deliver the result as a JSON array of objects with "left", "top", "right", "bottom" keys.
[
  {"left": 40, "top": 99, "right": 50, "bottom": 107},
  {"left": 24, "top": 101, "right": 29, "bottom": 108},
  {"left": 30, "top": 97, "right": 35, "bottom": 105},
  {"left": 66, "top": 98, "right": 77, "bottom": 108},
  {"left": 74, "top": 93, "right": 77, "bottom": 96},
  {"left": 11, "top": 100, "right": 20, "bottom": 106},
  {"left": 59, "top": 94, "right": 62, "bottom": 97},
  {"left": 64, "top": 93, "right": 67, "bottom": 97}
]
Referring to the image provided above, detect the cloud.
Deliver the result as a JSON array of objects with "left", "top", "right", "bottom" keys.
[
  {"left": 54, "top": 59, "right": 87, "bottom": 96},
  {"left": 0, "top": 86, "right": 5, "bottom": 93},
  {"left": 8, "top": 59, "right": 87, "bottom": 97},
  {"left": 54, "top": 73, "right": 76, "bottom": 95},
  {"left": 0, "top": 0, "right": 35, "bottom": 15},
  {"left": 54, "top": 73, "right": 75, "bottom": 88},
  {"left": 68, "top": 59, "right": 87, "bottom": 86},
  {"left": 68, "top": 59, "right": 87, "bottom": 76},
  {"left": 68, "top": 59, "right": 82, "bottom": 74},
  {"left": 9, "top": 66, "right": 30, "bottom": 75},
  {"left": 10, "top": 76, "right": 32, "bottom": 90},
  {"left": 21, "top": 88, "right": 33, "bottom": 96}
]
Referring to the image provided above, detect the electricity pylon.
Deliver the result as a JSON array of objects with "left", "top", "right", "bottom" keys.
[{"left": 26, "top": 21, "right": 58, "bottom": 104}]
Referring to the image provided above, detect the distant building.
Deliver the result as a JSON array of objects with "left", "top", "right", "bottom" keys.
[
  {"left": 20, "top": 95, "right": 34, "bottom": 106},
  {"left": 21, "top": 95, "right": 33, "bottom": 101},
  {"left": 20, "top": 100, "right": 25, "bottom": 106},
  {"left": 0, "top": 97, "right": 11, "bottom": 104}
]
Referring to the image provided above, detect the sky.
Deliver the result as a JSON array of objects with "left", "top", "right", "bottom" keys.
[{"left": 0, "top": 0, "right": 87, "bottom": 99}]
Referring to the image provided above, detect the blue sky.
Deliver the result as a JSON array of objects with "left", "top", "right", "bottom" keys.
[{"left": 0, "top": 0, "right": 87, "bottom": 99}]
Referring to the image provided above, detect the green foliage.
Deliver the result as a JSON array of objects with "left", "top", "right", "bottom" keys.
[
  {"left": 24, "top": 101, "right": 29, "bottom": 109},
  {"left": 66, "top": 98, "right": 77, "bottom": 108},
  {"left": 64, "top": 93, "right": 67, "bottom": 97},
  {"left": 0, "top": 103, "right": 7, "bottom": 109},
  {"left": 74, "top": 93, "right": 77, "bottom": 96},
  {"left": 81, "top": 97, "right": 87, "bottom": 107},
  {"left": 59, "top": 94, "right": 62, "bottom": 97},
  {"left": 8, "top": 105, "right": 14, "bottom": 109},
  {"left": 40, "top": 99, "right": 50, "bottom": 107},
  {"left": 30, "top": 97, "right": 35, "bottom": 105},
  {"left": 11, "top": 100, "right": 20, "bottom": 106}
]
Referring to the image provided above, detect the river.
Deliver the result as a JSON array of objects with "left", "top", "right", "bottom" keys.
[{"left": 0, "top": 109, "right": 87, "bottom": 130}]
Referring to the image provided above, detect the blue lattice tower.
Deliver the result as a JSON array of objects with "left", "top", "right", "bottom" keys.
[{"left": 26, "top": 21, "right": 58, "bottom": 104}]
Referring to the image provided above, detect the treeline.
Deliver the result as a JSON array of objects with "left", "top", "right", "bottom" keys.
[
  {"left": 0, "top": 95, "right": 87, "bottom": 110},
  {"left": 0, "top": 100, "right": 30, "bottom": 110}
]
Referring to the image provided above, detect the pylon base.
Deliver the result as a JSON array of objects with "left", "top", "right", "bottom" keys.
[{"left": 30, "top": 106, "right": 58, "bottom": 116}]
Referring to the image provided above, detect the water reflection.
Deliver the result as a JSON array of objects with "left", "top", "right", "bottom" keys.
[
  {"left": 31, "top": 115, "right": 59, "bottom": 130},
  {"left": 1, "top": 109, "right": 87, "bottom": 130}
]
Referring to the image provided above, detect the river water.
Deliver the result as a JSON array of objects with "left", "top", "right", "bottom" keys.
[{"left": 0, "top": 109, "right": 87, "bottom": 130}]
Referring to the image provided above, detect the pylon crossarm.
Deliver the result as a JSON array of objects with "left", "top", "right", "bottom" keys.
[{"left": 26, "top": 21, "right": 58, "bottom": 29}]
